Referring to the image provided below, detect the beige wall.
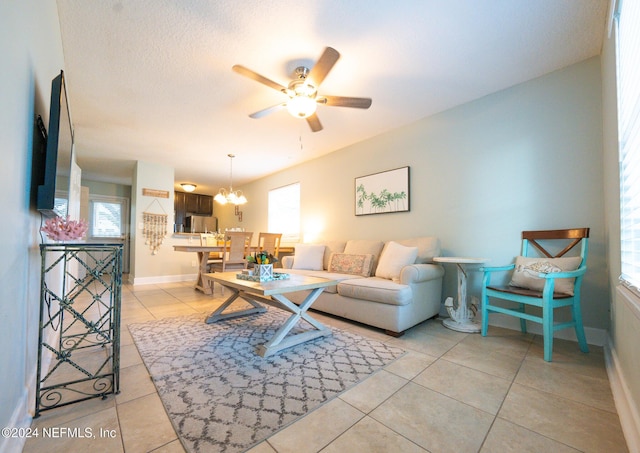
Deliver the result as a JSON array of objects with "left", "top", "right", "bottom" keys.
[
  {"left": 238, "top": 57, "right": 608, "bottom": 339},
  {"left": 131, "top": 161, "right": 177, "bottom": 282}
]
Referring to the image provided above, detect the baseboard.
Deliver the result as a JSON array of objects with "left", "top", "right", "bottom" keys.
[
  {"left": 605, "top": 335, "right": 640, "bottom": 452},
  {"left": 131, "top": 273, "right": 197, "bottom": 286},
  {"left": 486, "top": 314, "right": 607, "bottom": 346},
  {"left": 0, "top": 385, "right": 32, "bottom": 453}
]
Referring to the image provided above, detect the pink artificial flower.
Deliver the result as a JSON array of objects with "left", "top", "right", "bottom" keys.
[{"left": 41, "top": 216, "right": 88, "bottom": 241}]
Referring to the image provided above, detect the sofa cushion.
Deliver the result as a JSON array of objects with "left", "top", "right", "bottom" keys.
[
  {"left": 283, "top": 269, "right": 365, "bottom": 293},
  {"left": 395, "top": 237, "right": 441, "bottom": 263},
  {"left": 510, "top": 256, "right": 582, "bottom": 295},
  {"left": 322, "top": 241, "right": 347, "bottom": 270},
  {"left": 292, "top": 244, "right": 325, "bottom": 270},
  {"left": 328, "top": 253, "right": 375, "bottom": 277},
  {"left": 344, "top": 240, "right": 384, "bottom": 270},
  {"left": 375, "top": 241, "right": 419, "bottom": 281},
  {"left": 337, "top": 277, "right": 413, "bottom": 306}
]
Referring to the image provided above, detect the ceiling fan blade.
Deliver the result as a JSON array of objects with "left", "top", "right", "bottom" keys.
[
  {"left": 249, "top": 103, "right": 286, "bottom": 119},
  {"left": 306, "top": 113, "right": 323, "bottom": 132},
  {"left": 307, "top": 47, "right": 340, "bottom": 88},
  {"left": 232, "top": 65, "right": 287, "bottom": 93},
  {"left": 318, "top": 95, "right": 372, "bottom": 109}
]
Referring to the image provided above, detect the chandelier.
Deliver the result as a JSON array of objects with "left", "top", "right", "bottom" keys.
[{"left": 214, "top": 154, "right": 247, "bottom": 205}]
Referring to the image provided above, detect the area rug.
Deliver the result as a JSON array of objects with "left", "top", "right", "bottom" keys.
[{"left": 128, "top": 308, "right": 405, "bottom": 452}]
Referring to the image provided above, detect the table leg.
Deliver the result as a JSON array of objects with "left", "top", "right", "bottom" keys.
[
  {"left": 256, "top": 288, "right": 332, "bottom": 357},
  {"left": 442, "top": 263, "right": 481, "bottom": 333},
  {"left": 205, "top": 287, "right": 267, "bottom": 323},
  {"left": 194, "top": 251, "right": 213, "bottom": 295}
]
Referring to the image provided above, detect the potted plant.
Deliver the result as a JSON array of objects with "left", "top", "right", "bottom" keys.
[{"left": 246, "top": 252, "right": 278, "bottom": 280}]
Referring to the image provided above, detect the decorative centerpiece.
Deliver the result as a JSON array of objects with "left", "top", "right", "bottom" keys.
[
  {"left": 40, "top": 216, "right": 88, "bottom": 242},
  {"left": 244, "top": 251, "right": 280, "bottom": 282}
]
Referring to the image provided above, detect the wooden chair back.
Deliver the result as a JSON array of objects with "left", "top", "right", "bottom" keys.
[
  {"left": 521, "top": 228, "right": 589, "bottom": 261},
  {"left": 200, "top": 233, "right": 223, "bottom": 262},
  {"left": 258, "top": 232, "right": 282, "bottom": 258},
  {"left": 200, "top": 233, "right": 217, "bottom": 246},
  {"left": 212, "top": 231, "right": 253, "bottom": 271}
]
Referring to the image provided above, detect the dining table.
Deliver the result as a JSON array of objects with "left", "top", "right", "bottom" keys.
[{"left": 173, "top": 244, "right": 294, "bottom": 294}]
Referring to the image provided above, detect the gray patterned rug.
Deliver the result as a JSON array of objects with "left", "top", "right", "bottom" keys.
[{"left": 128, "top": 308, "right": 404, "bottom": 452}]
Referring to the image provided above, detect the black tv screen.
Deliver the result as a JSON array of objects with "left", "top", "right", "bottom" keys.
[{"left": 37, "top": 70, "right": 73, "bottom": 218}]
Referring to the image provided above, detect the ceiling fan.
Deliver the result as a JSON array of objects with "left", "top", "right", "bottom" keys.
[{"left": 232, "top": 47, "right": 372, "bottom": 132}]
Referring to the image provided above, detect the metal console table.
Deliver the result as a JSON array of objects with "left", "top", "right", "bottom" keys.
[{"left": 36, "top": 243, "right": 123, "bottom": 417}]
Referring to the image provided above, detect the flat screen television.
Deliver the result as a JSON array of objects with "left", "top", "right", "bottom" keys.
[{"left": 36, "top": 70, "right": 73, "bottom": 218}]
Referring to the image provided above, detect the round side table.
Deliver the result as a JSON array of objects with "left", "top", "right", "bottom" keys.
[{"left": 433, "top": 257, "right": 489, "bottom": 333}]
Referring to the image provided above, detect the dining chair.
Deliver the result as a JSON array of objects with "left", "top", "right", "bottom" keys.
[
  {"left": 479, "top": 228, "right": 590, "bottom": 362},
  {"left": 209, "top": 231, "right": 253, "bottom": 273},
  {"left": 200, "top": 233, "right": 222, "bottom": 271},
  {"left": 258, "top": 232, "right": 282, "bottom": 264}
]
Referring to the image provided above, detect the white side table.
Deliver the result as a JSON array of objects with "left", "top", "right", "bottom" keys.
[{"left": 433, "top": 257, "right": 489, "bottom": 333}]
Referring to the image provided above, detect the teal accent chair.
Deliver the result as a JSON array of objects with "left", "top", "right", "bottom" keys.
[{"left": 480, "top": 228, "right": 590, "bottom": 362}]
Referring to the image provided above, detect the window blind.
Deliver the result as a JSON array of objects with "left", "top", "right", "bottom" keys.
[
  {"left": 618, "top": 0, "right": 640, "bottom": 289},
  {"left": 268, "top": 183, "right": 300, "bottom": 243}
]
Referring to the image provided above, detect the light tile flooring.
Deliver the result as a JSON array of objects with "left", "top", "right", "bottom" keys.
[{"left": 25, "top": 280, "right": 629, "bottom": 453}]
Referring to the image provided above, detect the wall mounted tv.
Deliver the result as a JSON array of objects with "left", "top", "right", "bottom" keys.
[{"left": 37, "top": 70, "right": 73, "bottom": 218}]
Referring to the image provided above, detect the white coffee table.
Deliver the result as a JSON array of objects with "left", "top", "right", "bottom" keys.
[
  {"left": 433, "top": 257, "right": 489, "bottom": 333},
  {"left": 203, "top": 271, "right": 338, "bottom": 357}
]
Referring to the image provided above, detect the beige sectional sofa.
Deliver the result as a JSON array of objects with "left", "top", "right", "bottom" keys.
[{"left": 281, "top": 237, "right": 444, "bottom": 335}]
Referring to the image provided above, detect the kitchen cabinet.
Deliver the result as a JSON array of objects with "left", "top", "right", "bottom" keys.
[
  {"left": 197, "top": 194, "right": 213, "bottom": 215},
  {"left": 175, "top": 192, "right": 213, "bottom": 227},
  {"left": 185, "top": 192, "right": 199, "bottom": 212},
  {"left": 174, "top": 191, "right": 187, "bottom": 226}
]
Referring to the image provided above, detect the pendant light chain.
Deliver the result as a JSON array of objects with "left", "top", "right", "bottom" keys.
[{"left": 228, "top": 153, "right": 234, "bottom": 191}]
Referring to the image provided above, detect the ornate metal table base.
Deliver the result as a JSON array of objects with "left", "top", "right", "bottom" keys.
[{"left": 36, "top": 243, "right": 122, "bottom": 417}]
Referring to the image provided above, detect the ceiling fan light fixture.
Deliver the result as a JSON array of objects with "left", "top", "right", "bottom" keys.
[
  {"left": 287, "top": 95, "right": 317, "bottom": 118},
  {"left": 181, "top": 183, "right": 197, "bottom": 192}
]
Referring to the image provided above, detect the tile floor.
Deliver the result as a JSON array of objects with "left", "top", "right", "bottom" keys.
[{"left": 24, "top": 279, "right": 629, "bottom": 453}]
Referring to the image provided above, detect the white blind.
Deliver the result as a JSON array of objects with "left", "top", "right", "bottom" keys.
[
  {"left": 268, "top": 183, "right": 300, "bottom": 243},
  {"left": 618, "top": 0, "right": 640, "bottom": 289},
  {"left": 91, "top": 201, "right": 122, "bottom": 237}
]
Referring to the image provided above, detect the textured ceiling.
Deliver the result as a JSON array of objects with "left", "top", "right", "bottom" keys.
[{"left": 55, "top": 0, "right": 608, "bottom": 194}]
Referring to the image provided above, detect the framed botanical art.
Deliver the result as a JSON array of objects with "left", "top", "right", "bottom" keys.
[{"left": 355, "top": 166, "right": 410, "bottom": 216}]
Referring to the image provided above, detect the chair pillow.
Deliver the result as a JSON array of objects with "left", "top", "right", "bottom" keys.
[
  {"left": 510, "top": 256, "right": 583, "bottom": 295},
  {"left": 328, "top": 253, "right": 375, "bottom": 277},
  {"left": 375, "top": 241, "right": 419, "bottom": 281},
  {"left": 293, "top": 244, "right": 325, "bottom": 270}
]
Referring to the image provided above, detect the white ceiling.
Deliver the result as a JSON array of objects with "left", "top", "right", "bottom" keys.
[{"left": 55, "top": 0, "right": 608, "bottom": 194}]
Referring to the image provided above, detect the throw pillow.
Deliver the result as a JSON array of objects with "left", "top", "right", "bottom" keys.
[
  {"left": 328, "top": 253, "right": 375, "bottom": 277},
  {"left": 375, "top": 241, "right": 419, "bottom": 281},
  {"left": 292, "top": 244, "right": 325, "bottom": 270},
  {"left": 509, "top": 256, "right": 583, "bottom": 295}
]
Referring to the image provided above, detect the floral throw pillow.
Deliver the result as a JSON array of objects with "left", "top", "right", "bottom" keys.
[{"left": 328, "top": 253, "right": 375, "bottom": 277}]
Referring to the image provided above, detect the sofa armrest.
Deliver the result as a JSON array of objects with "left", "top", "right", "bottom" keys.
[
  {"left": 281, "top": 255, "right": 294, "bottom": 269},
  {"left": 399, "top": 264, "right": 445, "bottom": 284}
]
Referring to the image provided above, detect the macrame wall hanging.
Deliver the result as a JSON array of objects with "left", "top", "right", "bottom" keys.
[{"left": 142, "top": 199, "right": 168, "bottom": 255}]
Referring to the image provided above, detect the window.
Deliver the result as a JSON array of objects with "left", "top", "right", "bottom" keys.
[
  {"left": 268, "top": 183, "right": 300, "bottom": 243},
  {"left": 89, "top": 196, "right": 128, "bottom": 238},
  {"left": 54, "top": 194, "right": 67, "bottom": 218},
  {"left": 617, "top": 0, "right": 640, "bottom": 289}
]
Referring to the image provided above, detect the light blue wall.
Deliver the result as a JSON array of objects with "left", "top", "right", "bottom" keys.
[
  {"left": 82, "top": 179, "right": 131, "bottom": 199},
  {"left": 240, "top": 57, "right": 608, "bottom": 337},
  {"left": 0, "top": 1, "right": 65, "bottom": 451}
]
